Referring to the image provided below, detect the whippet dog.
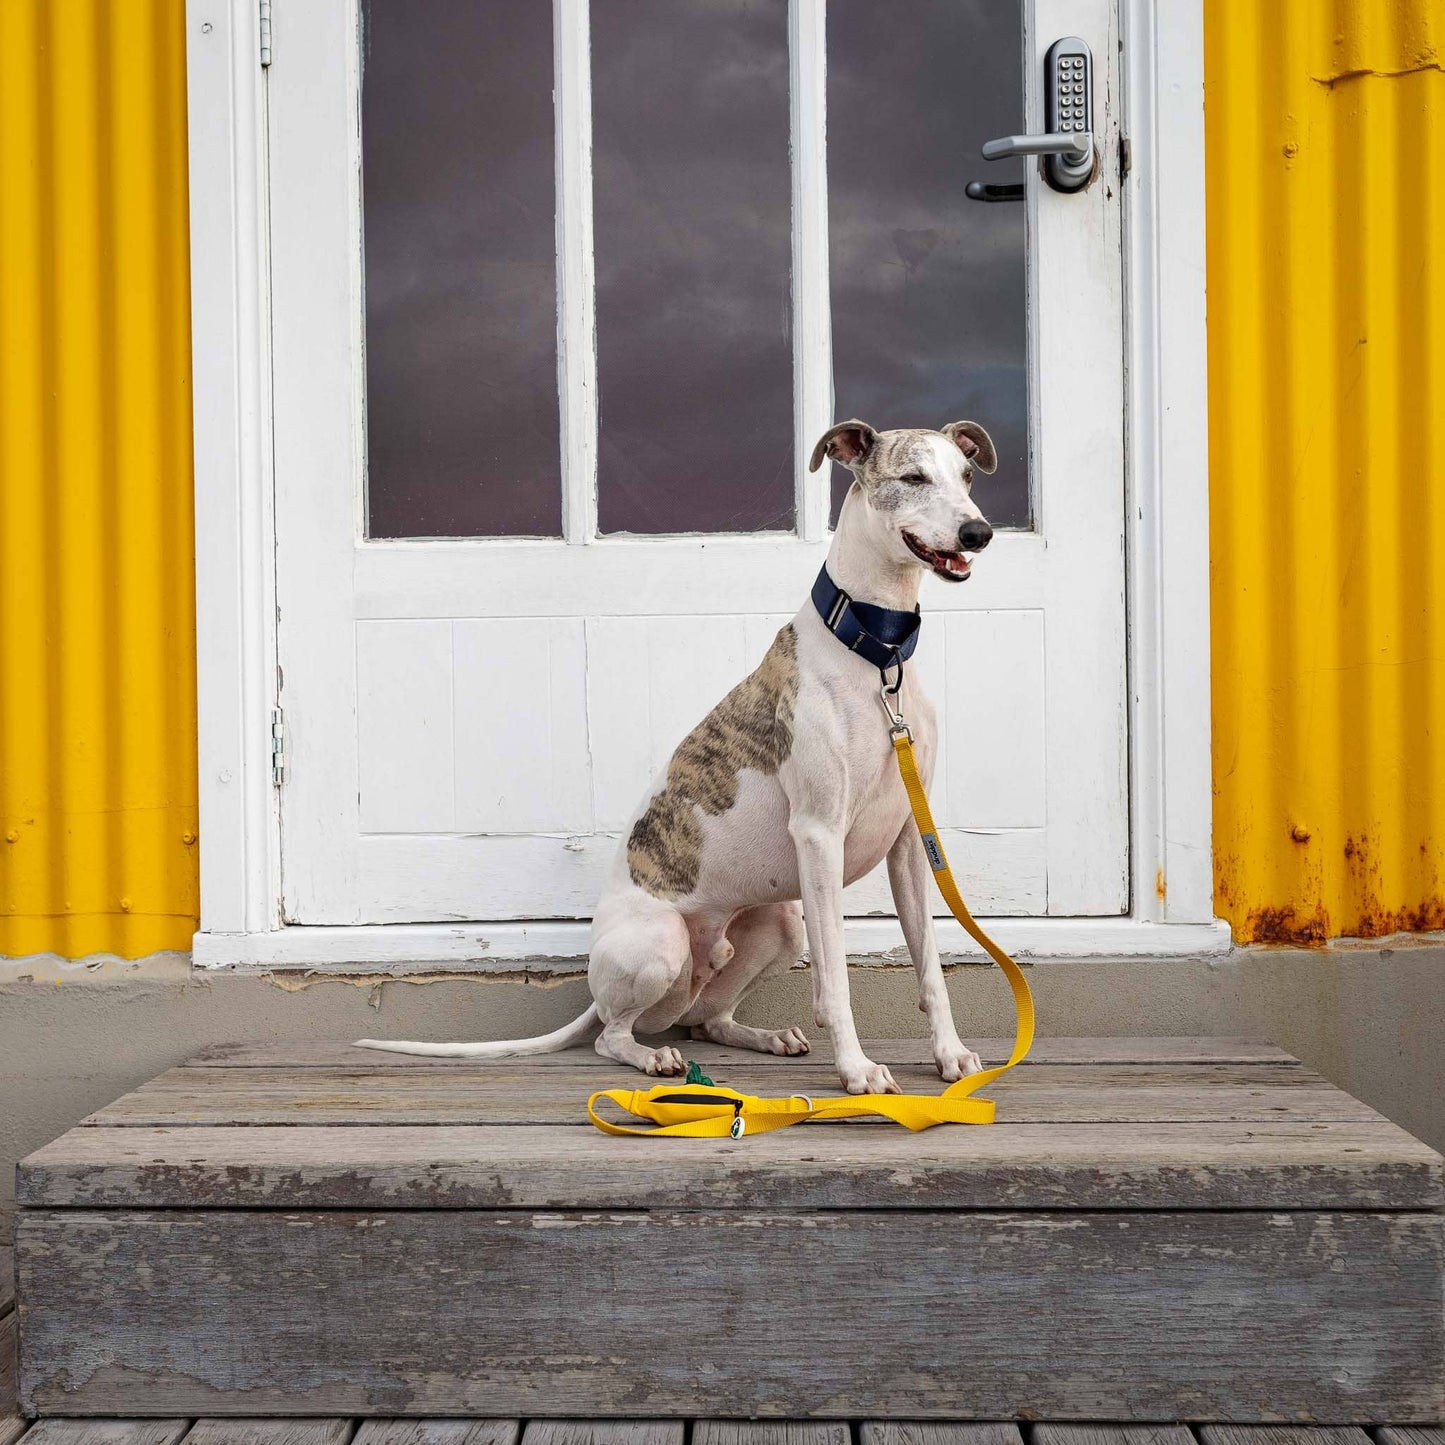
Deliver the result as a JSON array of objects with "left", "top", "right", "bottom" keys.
[{"left": 358, "top": 419, "right": 997, "bottom": 1095}]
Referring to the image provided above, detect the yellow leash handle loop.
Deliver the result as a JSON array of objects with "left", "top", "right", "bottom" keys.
[
  {"left": 586, "top": 1081, "right": 1001, "bottom": 1138},
  {"left": 587, "top": 731, "right": 1034, "bottom": 1137}
]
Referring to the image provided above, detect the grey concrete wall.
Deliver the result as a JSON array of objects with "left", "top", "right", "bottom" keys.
[{"left": 1, "top": 944, "right": 1441, "bottom": 1244}]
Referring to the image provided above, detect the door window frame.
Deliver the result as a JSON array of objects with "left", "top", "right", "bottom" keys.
[{"left": 186, "top": 0, "right": 1224, "bottom": 965}]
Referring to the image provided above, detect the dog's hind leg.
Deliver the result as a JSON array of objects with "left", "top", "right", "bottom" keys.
[
  {"left": 680, "top": 902, "right": 810, "bottom": 1056},
  {"left": 588, "top": 901, "right": 692, "bottom": 1076}
]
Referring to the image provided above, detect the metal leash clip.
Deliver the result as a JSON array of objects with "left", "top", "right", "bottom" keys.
[{"left": 879, "top": 657, "right": 911, "bottom": 741}]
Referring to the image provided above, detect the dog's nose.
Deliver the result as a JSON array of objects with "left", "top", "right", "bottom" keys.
[{"left": 958, "top": 518, "right": 993, "bottom": 552}]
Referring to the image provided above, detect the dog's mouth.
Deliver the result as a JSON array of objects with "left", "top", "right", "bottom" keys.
[{"left": 903, "top": 531, "right": 972, "bottom": 582}]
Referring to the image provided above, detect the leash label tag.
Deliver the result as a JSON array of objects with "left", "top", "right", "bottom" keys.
[{"left": 922, "top": 832, "right": 946, "bottom": 872}]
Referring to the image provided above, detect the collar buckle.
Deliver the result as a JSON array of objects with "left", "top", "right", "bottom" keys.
[{"left": 811, "top": 566, "right": 922, "bottom": 677}]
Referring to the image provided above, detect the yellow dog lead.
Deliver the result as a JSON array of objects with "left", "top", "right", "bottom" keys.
[{"left": 587, "top": 729, "right": 1035, "bottom": 1138}]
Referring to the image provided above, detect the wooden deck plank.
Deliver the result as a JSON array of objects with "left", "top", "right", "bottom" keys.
[
  {"left": 18, "top": 1209, "right": 1443, "bottom": 1420},
  {"left": 861, "top": 1426, "right": 1024, "bottom": 1445},
  {"left": 1199, "top": 1432, "right": 1376, "bottom": 1445},
  {"left": 1034, "top": 1429, "right": 1196, "bottom": 1445},
  {"left": 78, "top": 1062, "right": 1379, "bottom": 1129},
  {"left": 183, "top": 1424, "right": 352, "bottom": 1445},
  {"left": 188, "top": 1037, "right": 1297, "bottom": 1069},
  {"left": 1376, "top": 1431, "right": 1445, "bottom": 1445},
  {"left": 352, "top": 1424, "right": 518, "bottom": 1445},
  {"left": 0, "top": 1418, "right": 29, "bottom": 1445},
  {"left": 695, "top": 1427, "right": 850, "bottom": 1445},
  {"left": 18, "top": 1119, "right": 1441, "bottom": 1212},
  {"left": 520, "top": 1427, "right": 682, "bottom": 1445},
  {"left": 0, "top": 1311, "right": 15, "bottom": 1419},
  {"left": 0, "top": 1244, "right": 13, "bottom": 1419},
  {"left": 18, "top": 1425, "right": 190, "bottom": 1445}
]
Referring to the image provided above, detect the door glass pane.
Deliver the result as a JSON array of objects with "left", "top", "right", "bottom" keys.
[
  {"left": 827, "top": 0, "right": 1030, "bottom": 529},
  {"left": 361, "top": 0, "right": 561, "bottom": 539},
  {"left": 593, "top": 0, "right": 794, "bottom": 535}
]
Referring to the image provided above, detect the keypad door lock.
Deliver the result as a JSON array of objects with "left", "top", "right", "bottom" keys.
[{"left": 972, "top": 37, "right": 1096, "bottom": 197}]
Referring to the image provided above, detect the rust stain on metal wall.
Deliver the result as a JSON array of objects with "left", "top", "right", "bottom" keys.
[
  {"left": 1207, "top": 0, "right": 1445, "bottom": 944},
  {"left": 0, "top": 0, "right": 196, "bottom": 957}
]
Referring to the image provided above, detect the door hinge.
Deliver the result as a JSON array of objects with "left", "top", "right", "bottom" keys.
[
  {"left": 271, "top": 707, "right": 286, "bottom": 787},
  {"left": 259, "top": 0, "right": 273, "bottom": 67}
]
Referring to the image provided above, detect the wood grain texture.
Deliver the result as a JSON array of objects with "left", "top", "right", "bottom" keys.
[
  {"left": 694, "top": 1427, "right": 850, "bottom": 1445},
  {"left": 520, "top": 1427, "right": 682, "bottom": 1445},
  {"left": 79, "top": 1063, "right": 1378, "bottom": 1129},
  {"left": 1376, "top": 1431, "right": 1445, "bottom": 1445},
  {"left": 18, "top": 1426, "right": 189, "bottom": 1445},
  {"left": 1198, "top": 1432, "right": 1375, "bottom": 1445},
  {"left": 860, "top": 1427, "right": 1024, "bottom": 1445},
  {"left": 1033, "top": 1430, "right": 1196, "bottom": 1445},
  {"left": 0, "top": 1247, "right": 12, "bottom": 1313},
  {"left": 352, "top": 1424, "right": 518, "bottom": 1445},
  {"left": 183, "top": 1425, "right": 354, "bottom": 1445},
  {"left": 0, "top": 1418, "right": 28, "bottom": 1445},
  {"left": 18, "top": 1120, "right": 1440, "bottom": 1212},
  {"left": 0, "top": 1312, "right": 15, "bottom": 1419},
  {"left": 185, "top": 1038, "right": 1297, "bottom": 1069},
  {"left": 17, "top": 1209, "right": 1443, "bottom": 1420}
]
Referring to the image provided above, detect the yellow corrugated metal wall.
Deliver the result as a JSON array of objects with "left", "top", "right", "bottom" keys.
[
  {"left": 1, "top": 2, "right": 1441, "bottom": 957},
  {"left": 0, "top": 0, "right": 196, "bottom": 958},
  {"left": 1206, "top": 0, "right": 1445, "bottom": 942}
]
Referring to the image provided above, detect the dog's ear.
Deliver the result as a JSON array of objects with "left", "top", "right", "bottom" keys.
[
  {"left": 809, "top": 419, "right": 878, "bottom": 473},
  {"left": 940, "top": 421, "right": 998, "bottom": 475}
]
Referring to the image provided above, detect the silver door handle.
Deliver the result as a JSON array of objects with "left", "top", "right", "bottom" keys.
[
  {"left": 980, "top": 132, "right": 1092, "bottom": 163},
  {"left": 975, "top": 38, "right": 1097, "bottom": 195}
]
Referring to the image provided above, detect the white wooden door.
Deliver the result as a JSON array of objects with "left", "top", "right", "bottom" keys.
[{"left": 268, "top": 0, "right": 1128, "bottom": 927}]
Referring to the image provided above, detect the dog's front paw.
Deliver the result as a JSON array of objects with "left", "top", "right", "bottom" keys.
[
  {"left": 934, "top": 1041, "right": 984, "bottom": 1082},
  {"left": 645, "top": 1045, "right": 687, "bottom": 1076},
  {"left": 839, "top": 1058, "right": 901, "bottom": 1095},
  {"left": 767, "top": 1026, "right": 811, "bottom": 1056}
]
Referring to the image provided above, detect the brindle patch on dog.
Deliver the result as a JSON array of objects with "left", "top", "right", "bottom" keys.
[
  {"left": 867, "top": 434, "right": 947, "bottom": 513},
  {"left": 627, "top": 624, "right": 799, "bottom": 900}
]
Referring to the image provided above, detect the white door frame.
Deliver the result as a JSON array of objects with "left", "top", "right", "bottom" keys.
[{"left": 186, "top": 0, "right": 1228, "bottom": 969}]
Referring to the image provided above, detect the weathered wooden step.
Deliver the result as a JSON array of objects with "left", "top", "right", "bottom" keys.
[
  {"left": 15, "top": 1038, "right": 1444, "bottom": 1423},
  {"left": 18, "top": 1206, "right": 1443, "bottom": 1419},
  {"left": 0, "top": 1245, "right": 14, "bottom": 1419},
  {"left": 75, "top": 1062, "right": 1382, "bottom": 1129},
  {"left": 18, "top": 1119, "right": 1440, "bottom": 1212}
]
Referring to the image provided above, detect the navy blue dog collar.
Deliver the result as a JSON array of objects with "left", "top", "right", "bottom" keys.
[{"left": 811, "top": 566, "right": 921, "bottom": 677}]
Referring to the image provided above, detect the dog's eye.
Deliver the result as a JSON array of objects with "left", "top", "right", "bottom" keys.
[{"left": 899, "top": 473, "right": 929, "bottom": 485}]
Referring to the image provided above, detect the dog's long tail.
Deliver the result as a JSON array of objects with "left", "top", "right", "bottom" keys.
[{"left": 354, "top": 1003, "right": 602, "bottom": 1059}]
